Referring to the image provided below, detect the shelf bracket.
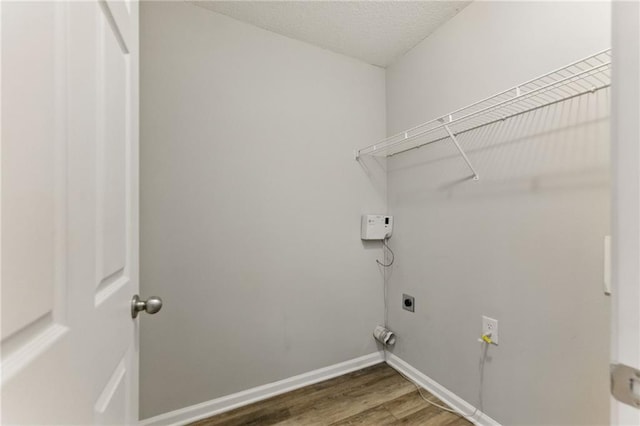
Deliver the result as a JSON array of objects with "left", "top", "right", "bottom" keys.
[{"left": 443, "top": 124, "right": 480, "bottom": 181}]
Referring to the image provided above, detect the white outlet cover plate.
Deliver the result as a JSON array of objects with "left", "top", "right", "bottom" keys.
[{"left": 482, "top": 315, "right": 499, "bottom": 345}]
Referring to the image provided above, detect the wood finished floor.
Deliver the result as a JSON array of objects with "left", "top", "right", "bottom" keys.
[{"left": 190, "top": 363, "right": 472, "bottom": 426}]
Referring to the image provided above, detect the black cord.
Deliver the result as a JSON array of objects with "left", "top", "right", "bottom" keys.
[{"left": 376, "top": 238, "right": 394, "bottom": 267}]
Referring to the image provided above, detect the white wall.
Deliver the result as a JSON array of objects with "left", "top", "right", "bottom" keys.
[
  {"left": 385, "top": 2, "right": 611, "bottom": 425},
  {"left": 139, "top": 2, "right": 386, "bottom": 419}
]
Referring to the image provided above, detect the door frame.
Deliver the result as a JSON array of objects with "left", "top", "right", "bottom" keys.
[{"left": 611, "top": 0, "right": 640, "bottom": 424}]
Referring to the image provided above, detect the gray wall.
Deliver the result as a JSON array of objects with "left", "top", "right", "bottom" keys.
[
  {"left": 139, "top": 2, "right": 386, "bottom": 419},
  {"left": 385, "top": 2, "right": 611, "bottom": 425}
]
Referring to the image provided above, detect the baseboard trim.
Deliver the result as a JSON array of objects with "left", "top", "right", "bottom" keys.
[
  {"left": 385, "top": 353, "right": 501, "bottom": 426},
  {"left": 139, "top": 351, "right": 385, "bottom": 426}
]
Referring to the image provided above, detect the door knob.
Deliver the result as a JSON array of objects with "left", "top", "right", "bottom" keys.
[{"left": 131, "top": 295, "right": 163, "bottom": 318}]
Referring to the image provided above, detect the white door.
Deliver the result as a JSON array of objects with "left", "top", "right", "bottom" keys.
[
  {"left": 611, "top": 1, "right": 640, "bottom": 425},
  {"left": 1, "top": 1, "right": 143, "bottom": 424}
]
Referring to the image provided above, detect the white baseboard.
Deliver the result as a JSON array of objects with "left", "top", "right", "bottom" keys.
[
  {"left": 139, "top": 351, "right": 385, "bottom": 426},
  {"left": 385, "top": 353, "right": 501, "bottom": 426}
]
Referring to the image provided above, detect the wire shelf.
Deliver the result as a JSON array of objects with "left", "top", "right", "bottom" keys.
[{"left": 356, "top": 48, "right": 611, "bottom": 179}]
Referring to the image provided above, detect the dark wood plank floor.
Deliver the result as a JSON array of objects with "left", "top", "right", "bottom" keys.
[{"left": 190, "top": 363, "right": 472, "bottom": 426}]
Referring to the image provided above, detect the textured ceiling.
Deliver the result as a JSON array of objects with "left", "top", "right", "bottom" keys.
[{"left": 191, "top": 1, "right": 471, "bottom": 67}]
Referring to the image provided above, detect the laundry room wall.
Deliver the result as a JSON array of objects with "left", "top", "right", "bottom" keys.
[
  {"left": 140, "top": 1, "right": 386, "bottom": 419},
  {"left": 385, "top": 2, "right": 611, "bottom": 424}
]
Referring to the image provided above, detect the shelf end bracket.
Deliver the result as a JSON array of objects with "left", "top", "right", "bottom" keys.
[{"left": 443, "top": 124, "right": 480, "bottom": 181}]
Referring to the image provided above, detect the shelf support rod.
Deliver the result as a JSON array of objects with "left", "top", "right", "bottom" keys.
[{"left": 443, "top": 124, "right": 480, "bottom": 181}]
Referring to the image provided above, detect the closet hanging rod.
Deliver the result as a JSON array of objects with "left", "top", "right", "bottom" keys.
[
  {"left": 389, "top": 85, "right": 609, "bottom": 159},
  {"left": 360, "top": 60, "right": 610, "bottom": 158},
  {"left": 355, "top": 48, "right": 611, "bottom": 166},
  {"left": 391, "top": 48, "right": 610, "bottom": 141}
]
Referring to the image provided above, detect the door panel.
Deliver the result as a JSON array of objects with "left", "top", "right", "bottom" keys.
[
  {"left": 1, "top": 1, "right": 139, "bottom": 424},
  {"left": 1, "top": 2, "right": 70, "bottom": 398},
  {"left": 1, "top": 0, "right": 61, "bottom": 342},
  {"left": 94, "top": 359, "right": 128, "bottom": 426},
  {"left": 95, "top": 0, "right": 130, "bottom": 303}
]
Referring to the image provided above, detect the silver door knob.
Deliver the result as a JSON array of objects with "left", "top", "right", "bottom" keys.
[{"left": 131, "top": 295, "right": 163, "bottom": 318}]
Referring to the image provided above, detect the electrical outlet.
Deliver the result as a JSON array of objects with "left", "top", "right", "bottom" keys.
[
  {"left": 402, "top": 294, "right": 415, "bottom": 312},
  {"left": 482, "top": 316, "right": 499, "bottom": 345}
]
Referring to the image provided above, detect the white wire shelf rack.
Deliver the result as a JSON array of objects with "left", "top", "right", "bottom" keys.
[{"left": 355, "top": 48, "right": 612, "bottom": 180}]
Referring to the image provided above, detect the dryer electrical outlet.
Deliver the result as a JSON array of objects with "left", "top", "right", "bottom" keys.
[{"left": 361, "top": 215, "right": 393, "bottom": 240}]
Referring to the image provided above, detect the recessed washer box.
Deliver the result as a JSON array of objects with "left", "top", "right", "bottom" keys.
[{"left": 361, "top": 215, "right": 393, "bottom": 240}]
